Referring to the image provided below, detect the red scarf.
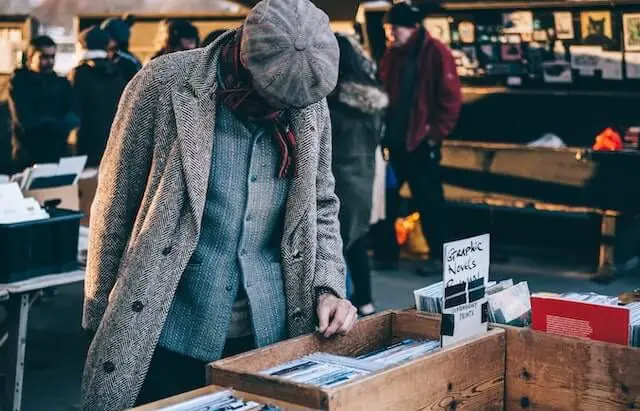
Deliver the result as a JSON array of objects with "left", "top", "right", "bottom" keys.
[{"left": 218, "top": 29, "right": 296, "bottom": 178}]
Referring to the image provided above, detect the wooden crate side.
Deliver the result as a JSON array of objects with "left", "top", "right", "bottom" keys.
[
  {"left": 209, "top": 367, "right": 328, "bottom": 410},
  {"left": 503, "top": 326, "right": 640, "bottom": 411},
  {"left": 328, "top": 330, "right": 506, "bottom": 411},
  {"left": 392, "top": 311, "right": 441, "bottom": 340},
  {"left": 212, "top": 312, "right": 393, "bottom": 373},
  {"left": 129, "top": 385, "right": 316, "bottom": 411}
]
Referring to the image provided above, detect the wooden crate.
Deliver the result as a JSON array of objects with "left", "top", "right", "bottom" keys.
[
  {"left": 208, "top": 311, "right": 505, "bottom": 411},
  {"left": 130, "top": 385, "right": 314, "bottom": 410},
  {"left": 501, "top": 326, "right": 640, "bottom": 411}
]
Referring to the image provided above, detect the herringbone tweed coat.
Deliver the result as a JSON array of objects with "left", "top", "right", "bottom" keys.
[{"left": 81, "top": 32, "right": 346, "bottom": 411}]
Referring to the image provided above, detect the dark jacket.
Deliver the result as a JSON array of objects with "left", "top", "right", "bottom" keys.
[
  {"left": 8, "top": 68, "right": 76, "bottom": 169},
  {"left": 380, "top": 29, "right": 462, "bottom": 151},
  {"left": 115, "top": 51, "right": 141, "bottom": 83},
  {"left": 68, "top": 58, "right": 127, "bottom": 167},
  {"left": 329, "top": 81, "right": 388, "bottom": 248}
]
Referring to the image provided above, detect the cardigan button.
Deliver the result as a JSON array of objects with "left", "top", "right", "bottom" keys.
[{"left": 103, "top": 361, "right": 115, "bottom": 373}]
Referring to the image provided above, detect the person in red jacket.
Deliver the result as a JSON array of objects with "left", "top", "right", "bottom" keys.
[{"left": 380, "top": 2, "right": 462, "bottom": 274}]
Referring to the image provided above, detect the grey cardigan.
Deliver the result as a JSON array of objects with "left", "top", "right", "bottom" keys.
[{"left": 81, "top": 31, "right": 346, "bottom": 410}]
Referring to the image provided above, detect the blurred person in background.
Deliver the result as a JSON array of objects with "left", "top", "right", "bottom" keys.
[
  {"left": 202, "top": 29, "right": 229, "bottom": 48},
  {"left": 68, "top": 27, "right": 127, "bottom": 167},
  {"left": 380, "top": 2, "right": 461, "bottom": 274},
  {"left": 329, "top": 33, "right": 388, "bottom": 316},
  {"left": 81, "top": 0, "right": 356, "bottom": 408},
  {"left": 8, "top": 35, "right": 77, "bottom": 171},
  {"left": 101, "top": 15, "right": 141, "bottom": 83},
  {"left": 149, "top": 19, "right": 200, "bottom": 61}
]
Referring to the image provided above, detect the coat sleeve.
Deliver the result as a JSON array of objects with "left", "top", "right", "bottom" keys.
[
  {"left": 82, "top": 66, "right": 158, "bottom": 331},
  {"left": 313, "top": 100, "right": 347, "bottom": 303},
  {"left": 427, "top": 47, "right": 462, "bottom": 142}
]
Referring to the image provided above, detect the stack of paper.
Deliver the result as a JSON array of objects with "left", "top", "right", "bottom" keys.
[
  {"left": 0, "top": 183, "right": 49, "bottom": 224},
  {"left": 487, "top": 282, "right": 532, "bottom": 327},
  {"left": 158, "top": 389, "right": 274, "bottom": 411},
  {"left": 262, "top": 339, "right": 441, "bottom": 388}
]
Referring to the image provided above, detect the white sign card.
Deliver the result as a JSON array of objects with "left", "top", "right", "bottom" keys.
[{"left": 441, "top": 234, "right": 490, "bottom": 347}]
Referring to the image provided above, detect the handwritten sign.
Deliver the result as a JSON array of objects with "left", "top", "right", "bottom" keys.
[{"left": 441, "top": 234, "right": 490, "bottom": 347}]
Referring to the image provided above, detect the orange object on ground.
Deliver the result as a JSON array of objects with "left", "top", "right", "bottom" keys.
[{"left": 593, "top": 128, "right": 623, "bottom": 151}]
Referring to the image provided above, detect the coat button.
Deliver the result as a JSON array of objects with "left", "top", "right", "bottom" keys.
[
  {"left": 103, "top": 361, "right": 115, "bottom": 373},
  {"left": 131, "top": 301, "right": 144, "bottom": 312},
  {"left": 162, "top": 246, "right": 172, "bottom": 256},
  {"left": 225, "top": 285, "right": 233, "bottom": 292},
  {"left": 292, "top": 307, "right": 303, "bottom": 320}
]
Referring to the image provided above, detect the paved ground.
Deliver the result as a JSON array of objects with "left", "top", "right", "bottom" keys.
[{"left": 10, "top": 257, "right": 640, "bottom": 411}]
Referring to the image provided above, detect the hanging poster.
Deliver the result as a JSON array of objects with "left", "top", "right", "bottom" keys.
[
  {"left": 599, "top": 51, "right": 623, "bottom": 80},
  {"left": 480, "top": 44, "right": 499, "bottom": 64},
  {"left": 625, "top": 52, "right": 640, "bottom": 79},
  {"left": 570, "top": 45, "right": 603, "bottom": 76},
  {"left": 580, "top": 11, "right": 613, "bottom": 46},
  {"left": 459, "top": 21, "right": 475, "bottom": 44},
  {"left": 542, "top": 61, "right": 573, "bottom": 83},
  {"left": 503, "top": 11, "right": 534, "bottom": 34},
  {"left": 501, "top": 43, "right": 523, "bottom": 61},
  {"left": 554, "top": 12, "right": 575, "bottom": 40},
  {"left": 623, "top": 13, "right": 640, "bottom": 51},
  {"left": 425, "top": 17, "right": 451, "bottom": 44},
  {"left": 441, "top": 234, "right": 490, "bottom": 347}
]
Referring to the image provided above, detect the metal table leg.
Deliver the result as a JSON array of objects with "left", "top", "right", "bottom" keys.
[{"left": 3, "top": 293, "right": 30, "bottom": 411}]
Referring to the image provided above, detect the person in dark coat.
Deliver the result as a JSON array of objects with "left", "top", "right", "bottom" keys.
[
  {"left": 8, "top": 35, "right": 77, "bottom": 171},
  {"left": 148, "top": 19, "right": 200, "bottom": 62},
  {"left": 101, "top": 16, "right": 141, "bottom": 83},
  {"left": 329, "top": 33, "right": 388, "bottom": 316},
  {"left": 68, "top": 26, "right": 127, "bottom": 167}
]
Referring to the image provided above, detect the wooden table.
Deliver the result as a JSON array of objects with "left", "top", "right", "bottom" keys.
[{"left": 0, "top": 270, "right": 85, "bottom": 411}]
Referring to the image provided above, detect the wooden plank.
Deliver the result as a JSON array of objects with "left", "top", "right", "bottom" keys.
[
  {"left": 130, "top": 385, "right": 316, "bottom": 411},
  {"left": 392, "top": 311, "right": 441, "bottom": 341},
  {"left": 329, "top": 329, "right": 505, "bottom": 411},
  {"left": 502, "top": 326, "right": 640, "bottom": 411},
  {"left": 213, "top": 311, "right": 393, "bottom": 373}
]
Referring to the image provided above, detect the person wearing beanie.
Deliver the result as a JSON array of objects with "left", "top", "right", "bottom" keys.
[
  {"left": 101, "top": 16, "right": 141, "bottom": 83},
  {"left": 379, "top": 1, "right": 462, "bottom": 274},
  {"left": 81, "top": 0, "right": 355, "bottom": 409},
  {"left": 148, "top": 19, "right": 200, "bottom": 62},
  {"left": 68, "top": 27, "right": 127, "bottom": 167}
]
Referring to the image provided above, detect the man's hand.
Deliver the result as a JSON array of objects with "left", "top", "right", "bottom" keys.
[{"left": 317, "top": 294, "right": 358, "bottom": 338}]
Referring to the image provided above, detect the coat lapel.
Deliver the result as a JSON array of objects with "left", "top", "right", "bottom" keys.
[
  {"left": 283, "top": 108, "right": 317, "bottom": 242},
  {"left": 173, "top": 89, "right": 216, "bottom": 230}
]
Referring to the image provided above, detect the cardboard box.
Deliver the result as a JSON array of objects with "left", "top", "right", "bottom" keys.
[
  {"left": 130, "top": 385, "right": 314, "bottom": 411},
  {"left": 500, "top": 325, "right": 640, "bottom": 410},
  {"left": 209, "top": 311, "right": 505, "bottom": 411},
  {"left": 78, "top": 173, "right": 98, "bottom": 226},
  {"left": 23, "top": 184, "right": 79, "bottom": 211}
]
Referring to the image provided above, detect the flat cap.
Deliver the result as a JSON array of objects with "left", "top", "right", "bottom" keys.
[{"left": 241, "top": 0, "right": 340, "bottom": 108}]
